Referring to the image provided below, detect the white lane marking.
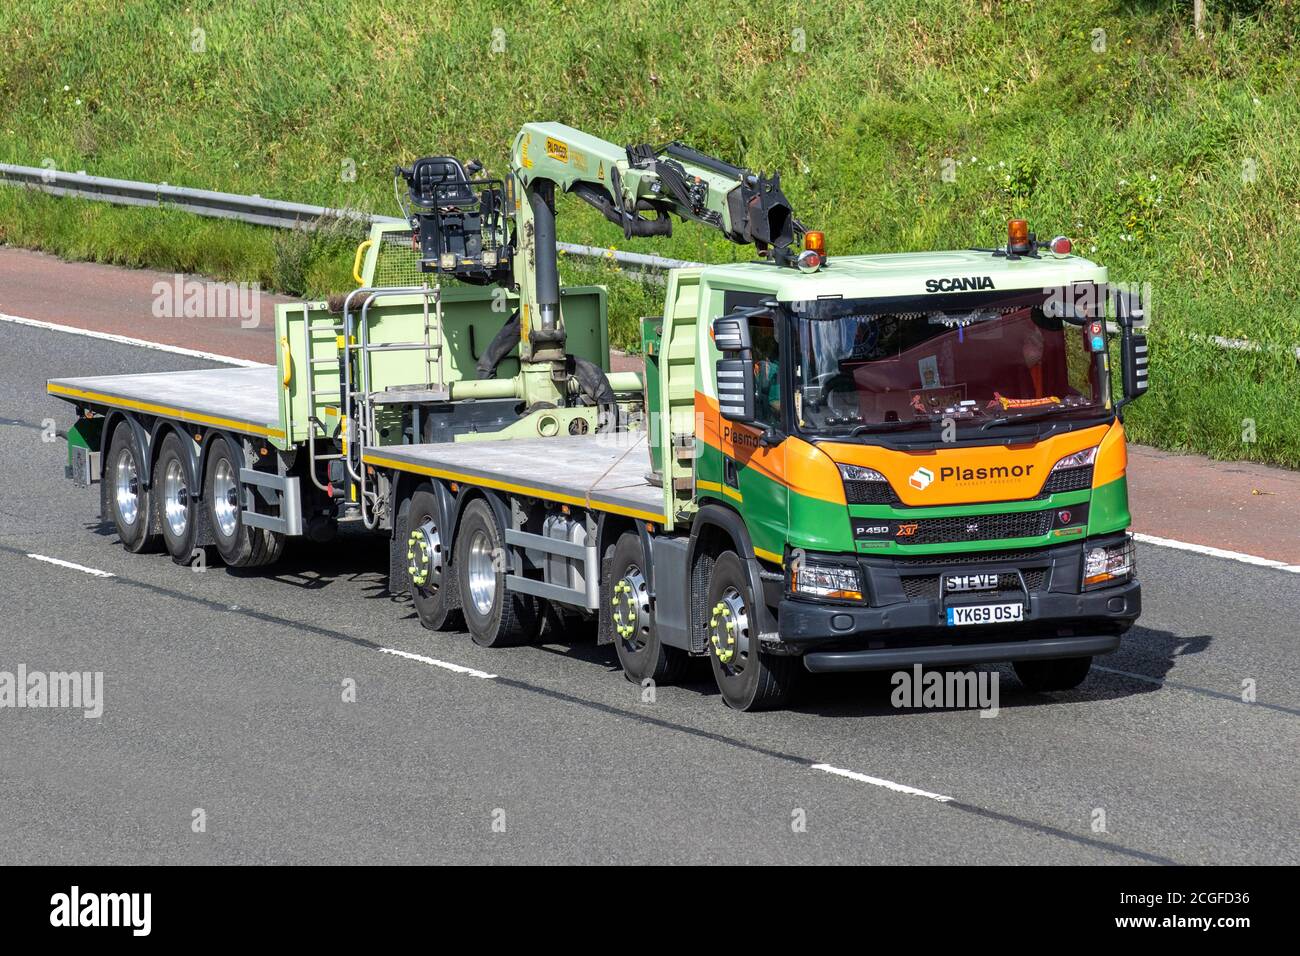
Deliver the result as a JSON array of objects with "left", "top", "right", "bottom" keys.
[
  {"left": 26, "top": 553, "right": 115, "bottom": 578},
  {"left": 379, "top": 646, "right": 497, "bottom": 680},
  {"left": 0, "top": 312, "right": 267, "bottom": 367},
  {"left": 810, "top": 763, "right": 954, "bottom": 803},
  {"left": 1133, "top": 533, "right": 1300, "bottom": 574}
]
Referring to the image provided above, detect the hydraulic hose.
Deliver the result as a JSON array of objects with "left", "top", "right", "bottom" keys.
[
  {"left": 476, "top": 310, "right": 521, "bottom": 379},
  {"left": 571, "top": 355, "right": 618, "bottom": 432}
]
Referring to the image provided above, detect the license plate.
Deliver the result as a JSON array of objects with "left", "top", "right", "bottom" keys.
[
  {"left": 944, "top": 573, "right": 999, "bottom": 593},
  {"left": 946, "top": 603, "right": 1024, "bottom": 626}
]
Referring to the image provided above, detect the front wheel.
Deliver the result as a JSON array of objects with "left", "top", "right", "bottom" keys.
[
  {"left": 705, "top": 551, "right": 797, "bottom": 711},
  {"left": 1013, "top": 655, "right": 1093, "bottom": 692}
]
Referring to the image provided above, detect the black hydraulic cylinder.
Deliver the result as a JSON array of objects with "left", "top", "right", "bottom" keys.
[{"left": 529, "top": 179, "right": 560, "bottom": 334}]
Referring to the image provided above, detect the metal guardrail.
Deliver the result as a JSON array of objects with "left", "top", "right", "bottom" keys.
[{"left": 0, "top": 162, "right": 704, "bottom": 270}]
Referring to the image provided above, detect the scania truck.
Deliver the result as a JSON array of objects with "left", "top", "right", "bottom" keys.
[{"left": 47, "top": 123, "right": 1150, "bottom": 710}]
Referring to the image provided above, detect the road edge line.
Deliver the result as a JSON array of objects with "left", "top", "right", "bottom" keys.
[
  {"left": 810, "top": 762, "right": 954, "bottom": 803},
  {"left": 26, "top": 553, "right": 115, "bottom": 578},
  {"left": 379, "top": 646, "right": 497, "bottom": 680},
  {"left": 1133, "top": 532, "right": 1300, "bottom": 573}
]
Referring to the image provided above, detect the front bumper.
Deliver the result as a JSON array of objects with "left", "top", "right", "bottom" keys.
[{"left": 776, "top": 538, "right": 1140, "bottom": 672}]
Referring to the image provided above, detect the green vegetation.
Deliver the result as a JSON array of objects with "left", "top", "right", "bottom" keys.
[{"left": 0, "top": 0, "right": 1296, "bottom": 464}]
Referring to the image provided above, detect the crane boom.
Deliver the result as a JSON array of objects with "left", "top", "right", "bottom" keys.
[{"left": 395, "top": 121, "right": 803, "bottom": 410}]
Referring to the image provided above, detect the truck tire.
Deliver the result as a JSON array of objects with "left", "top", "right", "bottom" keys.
[
  {"left": 705, "top": 551, "right": 796, "bottom": 711},
  {"left": 454, "top": 497, "right": 536, "bottom": 647},
  {"left": 608, "top": 532, "right": 685, "bottom": 684},
  {"left": 204, "top": 436, "right": 284, "bottom": 568},
  {"left": 153, "top": 431, "right": 200, "bottom": 565},
  {"left": 106, "top": 422, "right": 160, "bottom": 553},
  {"left": 401, "top": 486, "right": 463, "bottom": 632},
  {"left": 1013, "top": 655, "right": 1093, "bottom": 692}
]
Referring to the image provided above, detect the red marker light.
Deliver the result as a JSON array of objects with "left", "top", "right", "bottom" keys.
[{"left": 1049, "top": 235, "right": 1073, "bottom": 256}]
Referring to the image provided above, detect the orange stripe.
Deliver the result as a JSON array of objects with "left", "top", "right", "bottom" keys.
[{"left": 1094, "top": 420, "right": 1127, "bottom": 486}]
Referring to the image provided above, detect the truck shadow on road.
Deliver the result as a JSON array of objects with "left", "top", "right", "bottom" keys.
[
  {"left": 225, "top": 531, "right": 392, "bottom": 593},
  {"left": 788, "top": 625, "right": 1213, "bottom": 718},
  {"left": 534, "top": 623, "right": 1213, "bottom": 719}
]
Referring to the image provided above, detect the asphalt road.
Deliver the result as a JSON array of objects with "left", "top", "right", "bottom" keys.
[{"left": 1, "top": 320, "right": 1297, "bottom": 864}]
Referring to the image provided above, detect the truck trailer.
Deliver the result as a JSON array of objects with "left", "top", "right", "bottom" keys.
[{"left": 47, "top": 123, "right": 1150, "bottom": 710}]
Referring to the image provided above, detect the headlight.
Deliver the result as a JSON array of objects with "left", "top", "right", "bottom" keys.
[
  {"left": 1083, "top": 535, "right": 1134, "bottom": 590},
  {"left": 791, "top": 558, "right": 863, "bottom": 602},
  {"left": 1051, "top": 446, "right": 1098, "bottom": 472},
  {"left": 838, "top": 464, "right": 888, "bottom": 482}
]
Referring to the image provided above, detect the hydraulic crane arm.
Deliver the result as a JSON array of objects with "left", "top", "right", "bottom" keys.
[
  {"left": 508, "top": 122, "right": 802, "bottom": 371},
  {"left": 511, "top": 122, "right": 802, "bottom": 260},
  {"left": 395, "top": 121, "right": 804, "bottom": 413}
]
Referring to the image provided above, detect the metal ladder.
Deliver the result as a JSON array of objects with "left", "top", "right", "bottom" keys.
[
  {"left": 301, "top": 302, "right": 349, "bottom": 497},
  {"left": 341, "top": 284, "right": 446, "bottom": 528}
]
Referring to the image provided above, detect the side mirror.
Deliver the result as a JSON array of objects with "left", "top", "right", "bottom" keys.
[
  {"left": 712, "top": 312, "right": 759, "bottom": 425},
  {"left": 712, "top": 314, "right": 752, "bottom": 353},
  {"left": 716, "top": 358, "right": 757, "bottom": 423},
  {"left": 1112, "top": 285, "right": 1148, "bottom": 405},
  {"left": 1121, "top": 332, "right": 1149, "bottom": 401}
]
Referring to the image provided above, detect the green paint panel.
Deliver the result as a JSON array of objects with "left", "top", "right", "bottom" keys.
[
  {"left": 1087, "top": 475, "right": 1131, "bottom": 535},
  {"left": 641, "top": 316, "right": 663, "bottom": 478},
  {"left": 275, "top": 284, "right": 609, "bottom": 446}
]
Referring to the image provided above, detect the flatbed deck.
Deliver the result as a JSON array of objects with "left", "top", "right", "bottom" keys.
[
  {"left": 363, "top": 433, "right": 666, "bottom": 523},
  {"left": 48, "top": 366, "right": 283, "bottom": 440}
]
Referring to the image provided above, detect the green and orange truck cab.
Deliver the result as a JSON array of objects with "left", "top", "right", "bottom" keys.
[{"left": 644, "top": 246, "right": 1148, "bottom": 692}]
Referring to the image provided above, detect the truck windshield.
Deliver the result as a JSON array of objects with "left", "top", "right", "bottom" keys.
[{"left": 790, "top": 292, "right": 1107, "bottom": 438}]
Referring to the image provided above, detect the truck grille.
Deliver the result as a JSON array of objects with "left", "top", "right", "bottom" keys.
[
  {"left": 900, "top": 568, "right": 1048, "bottom": 600},
  {"left": 891, "top": 548, "right": 1042, "bottom": 567},
  {"left": 899, "top": 509, "right": 1054, "bottom": 544},
  {"left": 844, "top": 479, "right": 900, "bottom": 505},
  {"left": 1034, "top": 465, "right": 1093, "bottom": 498}
]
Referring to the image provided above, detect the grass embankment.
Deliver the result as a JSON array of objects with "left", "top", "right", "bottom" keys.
[{"left": 0, "top": 0, "right": 1296, "bottom": 464}]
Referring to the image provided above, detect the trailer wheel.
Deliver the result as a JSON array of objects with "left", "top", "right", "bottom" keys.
[
  {"left": 204, "top": 436, "right": 283, "bottom": 568},
  {"left": 106, "top": 422, "right": 160, "bottom": 553},
  {"left": 401, "top": 486, "right": 463, "bottom": 632},
  {"left": 705, "top": 551, "right": 796, "bottom": 711},
  {"left": 1013, "top": 655, "right": 1093, "bottom": 692},
  {"left": 154, "top": 432, "right": 200, "bottom": 565},
  {"left": 454, "top": 498, "right": 536, "bottom": 647},
  {"left": 609, "top": 532, "right": 685, "bottom": 684}
]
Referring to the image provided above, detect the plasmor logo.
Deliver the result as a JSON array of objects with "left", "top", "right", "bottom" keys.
[{"left": 909, "top": 467, "right": 934, "bottom": 490}]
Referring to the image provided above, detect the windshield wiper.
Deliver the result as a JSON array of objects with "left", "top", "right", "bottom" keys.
[
  {"left": 848, "top": 418, "right": 939, "bottom": 436},
  {"left": 981, "top": 405, "right": 1081, "bottom": 431}
]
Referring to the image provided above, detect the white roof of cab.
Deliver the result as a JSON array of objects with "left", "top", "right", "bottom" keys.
[{"left": 700, "top": 250, "right": 1108, "bottom": 301}]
